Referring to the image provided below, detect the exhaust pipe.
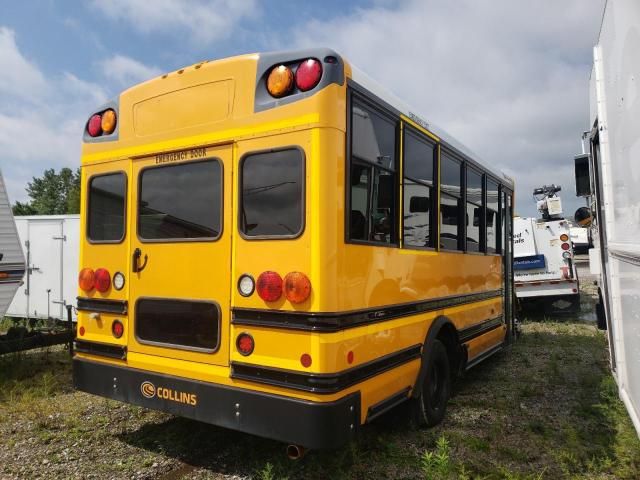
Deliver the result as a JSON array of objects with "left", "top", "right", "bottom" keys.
[{"left": 286, "top": 444, "right": 306, "bottom": 460}]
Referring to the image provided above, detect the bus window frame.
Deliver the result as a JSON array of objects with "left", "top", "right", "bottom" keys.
[
  {"left": 485, "top": 176, "right": 501, "bottom": 256},
  {"left": 86, "top": 170, "right": 128, "bottom": 245},
  {"left": 401, "top": 124, "right": 437, "bottom": 251},
  {"left": 237, "top": 146, "right": 306, "bottom": 241},
  {"left": 136, "top": 158, "right": 224, "bottom": 244},
  {"left": 345, "top": 88, "right": 400, "bottom": 247}
]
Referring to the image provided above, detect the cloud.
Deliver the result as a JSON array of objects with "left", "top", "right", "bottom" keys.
[
  {"left": 283, "top": 0, "right": 604, "bottom": 216},
  {"left": 99, "top": 54, "right": 162, "bottom": 89},
  {"left": 0, "top": 27, "right": 107, "bottom": 204},
  {"left": 91, "top": 0, "right": 258, "bottom": 44},
  {"left": 0, "top": 27, "right": 47, "bottom": 101}
]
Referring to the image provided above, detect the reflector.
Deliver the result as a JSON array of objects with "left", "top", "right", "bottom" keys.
[
  {"left": 236, "top": 333, "right": 255, "bottom": 356},
  {"left": 300, "top": 353, "right": 312, "bottom": 368},
  {"left": 112, "top": 320, "right": 124, "bottom": 339}
]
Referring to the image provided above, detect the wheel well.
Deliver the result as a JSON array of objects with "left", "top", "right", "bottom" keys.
[{"left": 437, "top": 323, "right": 464, "bottom": 379}]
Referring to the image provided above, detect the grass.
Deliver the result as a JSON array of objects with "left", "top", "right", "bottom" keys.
[{"left": 1, "top": 318, "right": 640, "bottom": 478}]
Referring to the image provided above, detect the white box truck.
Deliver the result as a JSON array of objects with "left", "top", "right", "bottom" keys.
[{"left": 574, "top": 0, "right": 640, "bottom": 436}]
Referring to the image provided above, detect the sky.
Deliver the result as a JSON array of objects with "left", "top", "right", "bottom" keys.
[{"left": 0, "top": 0, "right": 605, "bottom": 217}]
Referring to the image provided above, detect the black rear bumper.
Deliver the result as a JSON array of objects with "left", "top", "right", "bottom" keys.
[{"left": 73, "top": 358, "right": 360, "bottom": 449}]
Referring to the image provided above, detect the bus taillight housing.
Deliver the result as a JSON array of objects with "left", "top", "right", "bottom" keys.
[{"left": 86, "top": 108, "right": 117, "bottom": 137}]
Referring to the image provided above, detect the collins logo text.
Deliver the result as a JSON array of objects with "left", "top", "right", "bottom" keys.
[{"left": 139, "top": 381, "right": 197, "bottom": 406}]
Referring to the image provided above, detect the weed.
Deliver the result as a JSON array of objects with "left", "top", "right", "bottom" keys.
[{"left": 420, "top": 435, "right": 452, "bottom": 479}]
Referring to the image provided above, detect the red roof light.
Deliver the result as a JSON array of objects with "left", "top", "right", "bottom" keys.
[
  {"left": 87, "top": 114, "right": 102, "bottom": 137},
  {"left": 295, "top": 58, "right": 322, "bottom": 92}
]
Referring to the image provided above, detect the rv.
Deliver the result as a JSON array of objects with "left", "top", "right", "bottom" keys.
[
  {"left": 574, "top": 0, "right": 640, "bottom": 436},
  {"left": 0, "top": 171, "right": 26, "bottom": 318}
]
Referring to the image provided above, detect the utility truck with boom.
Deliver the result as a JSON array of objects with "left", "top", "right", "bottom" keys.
[{"left": 513, "top": 184, "right": 579, "bottom": 313}]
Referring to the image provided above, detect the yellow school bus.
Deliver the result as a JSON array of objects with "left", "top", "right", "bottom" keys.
[{"left": 73, "top": 48, "right": 515, "bottom": 453}]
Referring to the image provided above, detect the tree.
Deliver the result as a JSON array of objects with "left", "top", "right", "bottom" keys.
[{"left": 12, "top": 168, "right": 81, "bottom": 215}]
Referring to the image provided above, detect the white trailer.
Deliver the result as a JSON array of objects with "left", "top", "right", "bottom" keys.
[
  {"left": 0, "top": 171, "right": 25, "bottom": 318},
  {"left": 6, "top": 215, "right": 79, "bottom": 321},
  {"left": 574, "top": 0, "right": 640, "bottom": 436}
]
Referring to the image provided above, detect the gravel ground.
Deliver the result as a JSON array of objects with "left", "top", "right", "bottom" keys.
[{"left": 1, "top": 276, "right": 638, "bottom": 479}]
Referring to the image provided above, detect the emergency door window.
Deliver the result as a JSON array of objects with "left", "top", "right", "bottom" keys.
[
  {"left": 88, "top": 172, "right": 126, "bottom": 242},
  {"left": 240, "top": 149, "right": 304, "bottom": 238},
  {"left": 138, "top": 160, "right": 222, "bottom": 240}
]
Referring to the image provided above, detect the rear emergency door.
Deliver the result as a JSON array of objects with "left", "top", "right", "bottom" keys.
[{"left": 128, "top": 145, "right": 232, "bottom": 366}]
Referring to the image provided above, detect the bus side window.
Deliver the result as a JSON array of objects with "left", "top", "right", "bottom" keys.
[
  {"left": 403, "top": 127, "right": 435, "bottom": 249},
  {"left": 348, "top": 97, "right": 398, "bottom": 245},
  {"left": 466, "top": 168, "right": 483, "bottom": 252},
  {"left": 486, "top": 179, "right": 499, "bottom": 253},
  {"left": 439, "top": 152, "right": 462, "bottom": 250}
]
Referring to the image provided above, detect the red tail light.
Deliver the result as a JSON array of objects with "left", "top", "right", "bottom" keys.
[
  {"left": 78, "top": 268, "right": 95, "bottom": 291},
  {"left": 236, "top": 333, "right": 255, "bottom": 356},
  {"left": 87, "top": 114, "right": 102, "bottom": 137},
  {"left": 561, "top": 243, "right": 570, "bottom": 251},
  {"left": 295, "top": 58, "right": 322, "bottom": 92},
  {"left": 94, "top": 268, "right": 111, "bottom": 292},
  {"left": 256, "top": 271, "right": 283, "bottom": 302},
  {"left": 112, "top": 320, "right": 124, "bottom": 339},
  {"left": 284, "top": 272, "right": 311, "bottom": 304}
]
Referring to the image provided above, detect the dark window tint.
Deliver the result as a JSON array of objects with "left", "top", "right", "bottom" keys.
[
  {"left": 136, "top": 299, "right": 219, "bottom": 351},
  {"left": 439, "top": 153, "right": 462, "bottom": 250},
  {"left": 404, "top": 130, "right": 434, "bottom": 184},
  {"left": 487, "top": 180, "right": 499, "bottom": 253},
  {"left": 139, "top": 160, "right": 221, "bottom": 240},
  {"left": 467, "top": 169, "right": 482, "bottom": 204},
  {"left": 441, "top": 153, "right": 461, "bottom": 193},
  {"left": 88, "top": 173, "right": 126, "bottom": 242},
  {"left": 352, "top": 100, "right": 396, "bottom": 169},
  {"left": 240, "top": 149, "right": 304, "bottom": 237}
]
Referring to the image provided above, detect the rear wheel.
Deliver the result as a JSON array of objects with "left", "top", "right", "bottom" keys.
[{"left": 410, "top": 339, "right": 451, "bottom": 427}]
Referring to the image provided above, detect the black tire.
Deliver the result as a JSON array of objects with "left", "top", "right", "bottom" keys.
[{"left": 410, "top": 339, "right": 451, "bottom": 427}]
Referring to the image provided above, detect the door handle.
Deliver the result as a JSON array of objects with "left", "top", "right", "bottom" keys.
[{"left": 132, "top": 248, "right": 148, "bottom": 273}]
